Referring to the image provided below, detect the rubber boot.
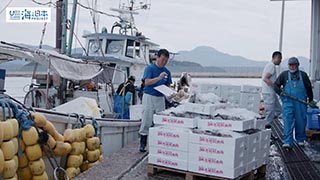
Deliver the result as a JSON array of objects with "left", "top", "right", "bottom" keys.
[{"left": 139, "top": 135, "right": 147, "bottom": 152}]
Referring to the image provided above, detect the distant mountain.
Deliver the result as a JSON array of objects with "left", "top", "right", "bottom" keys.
[
  {"left": 0, "top": 60, "right": 28, "bottom": 71},
  {"left": 166, "top": 60, "right": 225, "bottom": 73},
  {"left": 174, "top": 46, "right": 267, "bottom": 67},
  {"left": 174, "top": 46, "right": 310, "bottom": 73}
]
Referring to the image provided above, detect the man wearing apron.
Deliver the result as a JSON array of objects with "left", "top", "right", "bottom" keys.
[{"left": 274, "top": 57, "right": 314, "bottom": 148}]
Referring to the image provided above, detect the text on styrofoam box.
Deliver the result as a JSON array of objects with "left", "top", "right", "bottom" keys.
[
  {"left": 157, "top": 140, "right": 179, "bottom": 148},
  {"left": 161, "top": 117, "right": 184, "bottom": 124},
  {"left": 198, "top": 156, "right": 224, "bottom": 165},
  {"left": 198, "top": 166, "right": 224, "bottom": 175},
  {"left": 207, "top": 122, "right": 232, "bottom": 128},
  {"left": 156, "top": 159, "right": 178, "bottom": 167},
  {"left": 199, "top": 146, "right": 224, "bottom": 154},
  {"left": 157, "top": 131, "right": 180, "bottom": 138},
  {"left": 199, "top": 137, "right": 225, "bottom": 144},
  {"left": 156, "top": 149, "right": 179, "bottom": 157}
]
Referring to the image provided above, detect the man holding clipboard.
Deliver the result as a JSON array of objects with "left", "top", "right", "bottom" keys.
[{"left": 138, "top": 49, "right": 172, "bottom": 152}]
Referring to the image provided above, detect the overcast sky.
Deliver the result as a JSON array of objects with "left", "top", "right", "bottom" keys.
[{"left": 0, "top": 0, "right": 312, "bottom": 61}]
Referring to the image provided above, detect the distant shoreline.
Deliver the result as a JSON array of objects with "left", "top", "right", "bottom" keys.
[
  {"left": 171, "top": 72, "right": 261, "bottom": 78},
  {"left": 4, "top": 71, "right": 261, "bottom": 78},
  {"left": 5, "top": 71, "right": 44, "bottom": 78}
]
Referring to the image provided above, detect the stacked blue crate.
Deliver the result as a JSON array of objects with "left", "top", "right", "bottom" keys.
[{"left": 307, "top": 108, "right": 320, "bottom": 130}]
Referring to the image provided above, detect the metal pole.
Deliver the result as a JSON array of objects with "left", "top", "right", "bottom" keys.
[
  {"left": 61, "top": 0, "right": 68, "bottom": 54},
  {"left": 46, "top": 59, "right": 51, "bottom": 109},
  {"left": 67, "top": 0, "right": 78, "bottom": 56},
  {"left": 279, "top": 0, "right": 286, "bottom": 52},
  {"left": 56, "top": 0, "right": 63, "bottom": 50}
]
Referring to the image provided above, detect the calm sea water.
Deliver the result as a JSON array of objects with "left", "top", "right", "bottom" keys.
[
  {"left": 4, "top": 77, "right": 31, "bottom": 102},
  {"left": 4, "top": 77, "right": 262, "bottom": 102}
]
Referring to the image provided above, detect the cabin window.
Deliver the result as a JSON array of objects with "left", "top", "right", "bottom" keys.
[
  {"left": 106, "top": 40, "right": 124, "bottom": 55},
  {"left": 126, "top": 40, "right": 141, "bottom": 58},
  {"left": 88, "top": 39, "right": 103, "bottom": 54},
  {"left": 126, "top": 40, "right": 134, "bottom": 58}
]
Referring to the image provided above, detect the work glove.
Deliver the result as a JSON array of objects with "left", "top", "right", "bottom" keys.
[{"left": 308, "top": 100, "right": 319, "bottom": 109}]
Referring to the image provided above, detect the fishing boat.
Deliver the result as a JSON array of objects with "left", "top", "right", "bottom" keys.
[{"left": 0, "top": 0, "right": 160, "bottom": 179}]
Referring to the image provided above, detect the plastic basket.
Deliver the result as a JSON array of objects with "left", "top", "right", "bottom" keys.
[{"left": 307, "top": 108, "right": 320, "bottom": 130}]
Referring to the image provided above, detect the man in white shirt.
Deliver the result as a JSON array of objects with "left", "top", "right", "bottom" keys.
[{"left": 262, "top": 51, "right": 282, "bottom": 128}]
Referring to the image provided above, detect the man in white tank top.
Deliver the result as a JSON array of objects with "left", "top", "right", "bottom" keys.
[{"left": 262, "top": 51, "right": 282, "bottom": 128}]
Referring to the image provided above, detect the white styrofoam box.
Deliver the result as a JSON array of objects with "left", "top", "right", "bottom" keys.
[
  {"left": 190, "top": 83, "right": 221, "bottom": 96},
  {"left": 189, "top": 130, "right": 247, "bottom": 154},
  {"left": 188, "top": 163, "right": 246, "bottom": 179},
  {"left": 246, "top": 161, "right": 256, "bottom": 173},
  {"left": 241, "top": 85, "right": 262, "bottom": 93},
  {"left": 220, "top": 85, "right": 241, "bottom": 94},
  {"left": 148, "top": 155, "right": 188, "bottom": 171},
  {"left": 130, "top": 104, "right": 143, "bottom": 120},
  {"left": 220, "top": 85, "right": 241, "bottom": 104},
  {"left": 260, "top": 149, "right": 269, "bottom": 163},
  {"left": 149, "top": 126, "right": 191, "bottom": 152},
  {"left": 153, "top": 114, "right": 198, "bottom": 128},
  {"left": 188, "top": 143, "right": 246, "bottom": 168},
  {"left": 183, "top": 102, "right": 227, "bottom": 115},
  {"left": 245, "top": 131, "right": 261, "bottom": 164},
  {"left": 260, "top": 129, "right": 272, "bottom": 144},
  {"left": 197, "top": 118, "right": 254, "bottom": 131},
  {"left": 247, "top": 157, "right": 267, "bottom": 173},
  {"left": 259, "top": 130, "right": 271, "bottom": 160},
  {"left": 247, "top": 131, "right": 261, "bottom": 150},
  {"left": 149, "top": 146, "right": 188, "bottom": 161},
  {"left": 224, "top": 93, "right": 241, "bottom": 105},
  {"left": 240, "top": 92, "right": 261, "bottom": 114},
  {"left": 254, "top": 118, "right": 266, "bottom": 130},
  {"left": 257, "top": 157, "right": 267, "bottom": 167}
]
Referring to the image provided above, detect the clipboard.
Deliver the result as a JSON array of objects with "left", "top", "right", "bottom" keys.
[{"left": 154, "top": 85, "right": 176, "bottom": 96}]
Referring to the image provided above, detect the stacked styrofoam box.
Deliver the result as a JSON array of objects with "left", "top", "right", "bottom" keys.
[
  {"left": 258, "top": 129, "right": 271, "bottom": 167},
  {"left": 241, "top": 85, "right": 262, "bottom": 93},
  {"left": 153, "top": 114, "right": 198, "bottom": 128},
  {"left": 244, "top": 130, "right": 261, "bottom": 172},
  {"left": 220, "top": 85, "right": 241, "bottom": 105},
  {"left": 188, "top": 130, "right": 247, "bottom": 179},
  {"left": 240, "top": 85, "right": 262, "bottom": 113},
  {"left": 197, "top": 118, "right": 255, "bottom": 131},
  {"left": 148, "top": 126, "right": 191, "bottom": 171},
  {"left": 190, "top": 83, "right": 221, "bottom": 96},
  {"left": 183, "top": 102, "right": 226, "bottom": 115},
  {"left": 254, "top": 118, "right": 266, "bottom": 130}
]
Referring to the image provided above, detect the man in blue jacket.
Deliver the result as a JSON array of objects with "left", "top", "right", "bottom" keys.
[{"left": 139, "top": 49, "right": 172, "bottom": 152}]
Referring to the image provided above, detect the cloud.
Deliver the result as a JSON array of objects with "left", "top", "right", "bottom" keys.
[{"left": 0, "top": 0, "right": 312, "bottom": 61}]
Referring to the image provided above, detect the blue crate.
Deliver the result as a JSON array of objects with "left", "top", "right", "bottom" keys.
[{"left": 307, "top": 108, "right": 320, "bottom": 130}]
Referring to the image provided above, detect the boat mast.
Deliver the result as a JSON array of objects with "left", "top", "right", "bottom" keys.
[
  {"left": 61, "top": 0, "right": 68, "bottom": 54},
  {"left": 56, "top": 0, "right": 62, "bottom": 50},
  {"left": 56, "top": 0, "right": 71, "bottom": 104},
  {"left": 67, "top": 0, "right": 78, "bottom": 56}
]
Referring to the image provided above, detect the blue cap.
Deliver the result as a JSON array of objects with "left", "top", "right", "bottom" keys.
[{"left": 288, "top": 57, "right": 299, "bottom": 65}]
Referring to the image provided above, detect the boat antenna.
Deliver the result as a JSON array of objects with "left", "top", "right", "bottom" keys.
[{"left": 110, "top": 0, "right": 151, "bottom": 35}]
